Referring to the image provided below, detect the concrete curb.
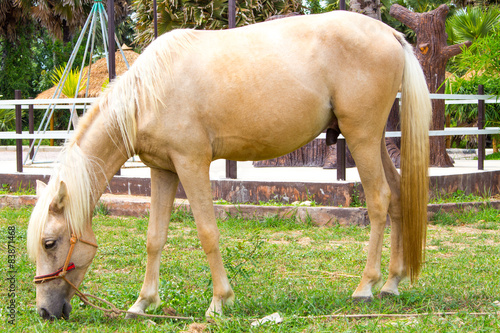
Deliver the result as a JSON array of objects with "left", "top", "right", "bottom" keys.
[{"left": 2, "top": 194, "right": 499, "bottom": 227}]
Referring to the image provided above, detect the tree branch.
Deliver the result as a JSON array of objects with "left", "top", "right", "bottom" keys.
[
  {"left": 390, "top": 4, "right": 419, "bottom": 31},
  {"left": 435, "top": 4, "right": 450, "bottom": 21},
  {"left": 442, "top": 41, "right": 472, "bottom": 60}
]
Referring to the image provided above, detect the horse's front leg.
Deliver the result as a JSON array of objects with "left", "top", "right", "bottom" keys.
[
  {"left": 175, "top": 157, "right": 235, "bottom": 320},
  {"left": 126, "top": 168, "right": 179, "bottom": 318}
]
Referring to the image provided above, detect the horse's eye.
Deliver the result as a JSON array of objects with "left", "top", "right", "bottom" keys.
[{"left": 44, "top": 240, "right": 56, "bottom": 250}]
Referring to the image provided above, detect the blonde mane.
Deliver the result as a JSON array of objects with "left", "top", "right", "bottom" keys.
[
  {"left": 98, "top": 29, "right": 196, "bottom": 157},
  {"left": 27, "top": 29, "right": 196, "bottom": 261},
  {"left": 27, "top": 144, "right": 101, "bottom": 261}
]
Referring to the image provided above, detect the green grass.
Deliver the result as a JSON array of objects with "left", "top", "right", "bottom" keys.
[
  {"left": 430, "top": 205, "right": 500, "bottom": 227},
  {"left": 0, "top": 183, "right": 36, "bottom": 196},
  {"left": 1, "top": 205, "right": 499, "bottom": 332},
  {"left": 430, "top": 189, "right": 493, "bottom": 204}
]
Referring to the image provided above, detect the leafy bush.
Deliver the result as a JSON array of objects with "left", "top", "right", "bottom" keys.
[
  {"left": 0, "top": 108, "right": 16, "bottom": 131},
  {"left": 446, "top": 6, "right": 500, "bottom": 44},
  {"left": 446, "top": 25, "right": 500, "bottom": 149},
  {"left": 50, "top": 64, "right": 87, "bottom": 99}
]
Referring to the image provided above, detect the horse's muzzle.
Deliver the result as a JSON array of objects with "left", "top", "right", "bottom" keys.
[{"left": 38, "top": 301, "right": 72, "bottom": 320}]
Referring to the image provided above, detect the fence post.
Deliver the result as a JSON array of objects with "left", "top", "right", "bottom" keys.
[
  {"left": 477, "top": 85, "right": 485, "bottom": 170},
  {"left": 226, "top": 160, "right": 237, "bottom": 179},
  {"left": 225, "top": 0, "right": 237, "bottom": 179},
  {"left": 108, "top": 0, "right": 121, "bottom": 176},
  {"left": 15, "top": 90, "right": 23, "bottom": 173},
  {"left": 153, "top": 0, "right": 158, "bottom": 39},
  {"left": 336, "top": 139, "right": 346, "bottom": 181},
  {"left": 29, "top": 98, "right": 34, "bottom": 160}
]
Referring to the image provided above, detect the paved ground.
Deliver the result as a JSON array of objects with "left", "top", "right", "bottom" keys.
[{"left": 1, "top": 146, "right": 499, "bottom": 183}]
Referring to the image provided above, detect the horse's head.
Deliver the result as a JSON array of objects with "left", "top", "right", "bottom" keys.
[{"left": 28, "top": 180, "right": 97, "bottom": 320}]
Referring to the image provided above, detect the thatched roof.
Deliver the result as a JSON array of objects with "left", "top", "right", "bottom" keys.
[
  {"left": 36, "top": 47, "right": 140, "bottom": 99},
  {"left": 461, "top": 69, "right": 486, "bottom": 81}
]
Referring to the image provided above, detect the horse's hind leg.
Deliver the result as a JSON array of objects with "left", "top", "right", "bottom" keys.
[
  {"left": 174, "top": 157, "right": 235, "bottom": 319},
  {"left": 127, "top": 168, "right": 179, "bottom": 318},
  {"left": 346, "top": 137, "right": 392, "bottom": 300},
  {"left": 380, "top": 139, "right": 406, "bottom": 296}
]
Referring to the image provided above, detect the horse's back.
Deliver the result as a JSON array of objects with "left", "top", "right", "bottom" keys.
[{"left": 135, "top": 12, "right": 405, "bottom": 162}]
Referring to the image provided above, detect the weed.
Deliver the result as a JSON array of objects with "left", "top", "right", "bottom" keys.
[
  {"left": 222, "top": 234, "right": 265, "bottom": 284},
  {"left": 0, "top": 183, "right": 9, "bottom": 194},
  {"left": 349, "top": 183, "right": 365, "bottom": 207},
  {"left": 170, "top": 206, "right": 195, "bottom": 224},
  {"left": 93, "top": 201, "right": 110, "bottom": 216}
]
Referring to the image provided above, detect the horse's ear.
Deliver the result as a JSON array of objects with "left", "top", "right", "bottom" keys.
[
  {"left": 36, "top": 180, "right": 47, "bottom": 198},
  {"left": 50, "top": 181, "right": 68, "bottom": 212}
]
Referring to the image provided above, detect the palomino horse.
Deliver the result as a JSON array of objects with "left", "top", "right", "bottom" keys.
[{"left": 28, "top": 11, "right": 431, "bottom": 320}]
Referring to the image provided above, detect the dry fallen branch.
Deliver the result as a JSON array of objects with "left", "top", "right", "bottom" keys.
[{"left": 295, "top": 311, "right": 500, "bottom": 320}]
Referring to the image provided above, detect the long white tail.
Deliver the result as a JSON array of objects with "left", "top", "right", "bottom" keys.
[{"left": 396, "top": 34, "right": 432, "bottom": 282}]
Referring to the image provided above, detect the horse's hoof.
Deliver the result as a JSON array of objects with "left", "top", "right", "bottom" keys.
[
  {"left": 352, "top": 296, "right": 373, "bottom": 303},
  {"left": 125, "top": 312, "right": 140, "bottom": 319},
  {"left": 379, "top": 291, "right": 398, "bottom": 299}
]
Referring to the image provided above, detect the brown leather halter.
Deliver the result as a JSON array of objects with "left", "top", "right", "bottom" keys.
[{"left": 34, "top": 233, "right": 98, "bottom": 289}]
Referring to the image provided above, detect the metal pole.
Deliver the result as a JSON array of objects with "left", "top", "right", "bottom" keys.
[
  {"left": 15, "top": 90, "right": 23, "bottom": 173},
  {"left": 225, "top": 0, "right": 237, "bottom": 179},
  {"left": 29, "top": 98, "right": 34, "bottom": 160},
  {"left": 478, "top": 85, "right": 485, "bottom": 170},
  {"left": 154, "top": 0, "right": 158, "bottom": 38}
]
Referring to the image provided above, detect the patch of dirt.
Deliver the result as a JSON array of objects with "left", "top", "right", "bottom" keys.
[
  {"left": 297, "top": 237, "right": 312, "bottom": 246},
  {"left": 453, "top": 225, "right": 497, "bottom": 235},
  {"left": 268, "top": 239, "right": 290, "bottom": 245},
  {"left": 180, "top": 323, "right": 207, "bottom": 333},
  {"left": 93, "top": 267, "right": 131, "bottom": 274},
  {"left": 162, "top": 306, "right": 177, "bottom": 316}
]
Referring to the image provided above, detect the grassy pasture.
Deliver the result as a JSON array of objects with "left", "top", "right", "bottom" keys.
[{"left": 1, "top": 205, "right": 499, "bottom": 332}]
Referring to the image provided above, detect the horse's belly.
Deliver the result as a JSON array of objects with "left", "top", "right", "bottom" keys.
[{"left": 211, "top": 112, "right": 331, "bottom": 162}]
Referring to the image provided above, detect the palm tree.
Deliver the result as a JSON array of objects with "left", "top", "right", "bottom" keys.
[
  {"left": 351, "top": 0, "right": 382, "bottom": 20},
  {"left": 132, "top": 0, "right": 303, "bottom": 48},
  {"left": 17, "top": 0, "right": 130, "bottom": 43},
  {"left": 446, "top": 6, "right": 500, "bottom": 44},
  {"left": 0, "top": 0, "right": 32, "bottom": 43}
]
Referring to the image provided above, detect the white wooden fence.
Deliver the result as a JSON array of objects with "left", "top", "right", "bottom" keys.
[{"left": 0, "top": 92, "right": 499, "bottom": 177}]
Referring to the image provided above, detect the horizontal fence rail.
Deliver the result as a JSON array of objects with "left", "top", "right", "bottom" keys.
[{"left": 1, "top": 89, "right": 499, "bottom": 177}]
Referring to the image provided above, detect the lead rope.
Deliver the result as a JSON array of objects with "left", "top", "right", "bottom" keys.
[
  {"left": 35, "top": 233, "right": 197, "bottom": 321},
  {"left": 72, "top": 288, "right": 197, "bottom": 321}
]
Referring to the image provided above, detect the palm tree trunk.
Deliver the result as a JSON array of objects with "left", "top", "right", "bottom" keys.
[{"left": 350, "top": 0, "right": 381, "bottom": 20}]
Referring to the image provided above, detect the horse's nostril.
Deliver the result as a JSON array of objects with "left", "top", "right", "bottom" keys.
[
  {"left": 62, "top": 302, "right": 72, "bottom": 319},
  {"left": 39, "top": 308, "right": 53, "bottom": 320}
]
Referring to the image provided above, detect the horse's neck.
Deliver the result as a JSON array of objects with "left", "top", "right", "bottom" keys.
[{"left": 74, "top": 109, "right": 131, "bottom": 198}]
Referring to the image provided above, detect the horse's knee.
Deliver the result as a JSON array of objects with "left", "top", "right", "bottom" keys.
[
  {"left": 197, "top": 225, "right": 221, "bottom": 254},
  {"left": 146, "top": 237, "right": 166, "bottom": 254}
]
